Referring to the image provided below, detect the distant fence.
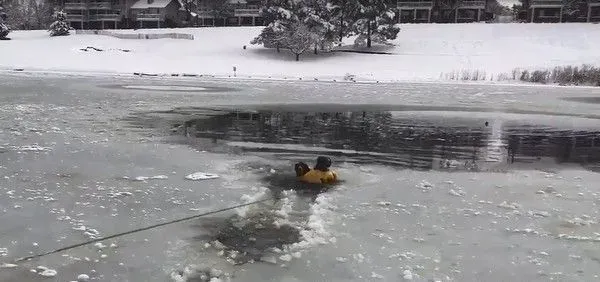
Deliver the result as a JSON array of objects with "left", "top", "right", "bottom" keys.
[{"left": 75, "top": 30, "right": 194, "bottom": 40}]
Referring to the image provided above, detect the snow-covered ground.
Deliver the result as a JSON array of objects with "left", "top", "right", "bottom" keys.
[{"left": 1, "top": 24, "right": 600, "bottom": 82}]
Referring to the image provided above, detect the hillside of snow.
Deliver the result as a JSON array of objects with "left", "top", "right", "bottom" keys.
[{"left": 1, "top": 24, "right": 599, "bottom": 82}]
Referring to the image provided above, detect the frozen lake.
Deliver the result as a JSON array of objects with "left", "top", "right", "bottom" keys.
[{"left": 1, "top": 73, "right": 600, "bottom": 282}]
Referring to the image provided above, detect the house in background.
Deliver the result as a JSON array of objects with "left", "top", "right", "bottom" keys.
[
  {"left": 591, "top": 0, "right": 600, "bottom": 22},
  {"left": 62, "top": 0, "right": 185, "bottom": 29},
  {"left": 397, "top": 0, "right": 490, "bottom": 23},
  {"left": 195, "top": 0, "right": 263, "bottom": 27},
  {"left": 63, "top": 0, "right": 127, "bottom": 29},
  {"left": 60, "top": 0, "right": 600, "bottom": 29},
  {"left": 130, "top": 0, "right": 183, "bottom": 28},
  {"left": 527, "top": 0, "right": 600, "bottom": 22},
  {"left": 398, "top": 0, "right": 435, "bottom": 23},
  {"left": 528, "top": 0, "right": 563, "bottom": 22}
]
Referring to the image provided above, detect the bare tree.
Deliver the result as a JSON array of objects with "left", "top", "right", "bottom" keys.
[{"left": 284, "top": 21, "right": 315, "bottom": 61}]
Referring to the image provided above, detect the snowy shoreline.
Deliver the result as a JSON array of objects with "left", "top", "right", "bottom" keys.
[{"left": 3, "top": 67, "right": 600, "bottom": 90}]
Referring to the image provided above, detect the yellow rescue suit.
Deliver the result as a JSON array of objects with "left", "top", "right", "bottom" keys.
[{"left": 298, "top": 169, "right": 338, "bottom": 184}]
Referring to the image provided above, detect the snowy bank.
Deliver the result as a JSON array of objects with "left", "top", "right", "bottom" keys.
[{"left": 1, "top": 24, "right": 600, "bottom": 82}]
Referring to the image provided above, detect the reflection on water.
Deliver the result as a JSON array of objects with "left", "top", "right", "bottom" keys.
[{"left": 177, "top": 109, "right": 600, "bottom": 172}]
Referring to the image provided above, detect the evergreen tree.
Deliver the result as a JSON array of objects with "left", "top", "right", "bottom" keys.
[
  {"left": 48, "top": 10, "right": 70, "bottom": 36},
  {"left": 300, "top": 0, "right": 337, "bottom": 53},
  {"left": 0, "top": 6, "right": 10, "bottom": 39},
  {"left": 349, "top": 0, "right": 399, "bottom": 48},
  {"left": 328, "top": 0, "right": 359, "bottom": 43}
]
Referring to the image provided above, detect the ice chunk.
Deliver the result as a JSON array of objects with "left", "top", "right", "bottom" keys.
[
  {"left": 185, "top": 172, "right": 220, "bottom": 181},
  {"left": 17, "top": 145, "right": 51, "bottom": 152},
  {"left": 498, "top": 201, "right": 520, "bottom": 210},
  {"left": 377, "top": 201, "right": 391, "bottom": 206},
  {"left": 449, "top": 189, "right": 464, "bottom": 197},
  {"left": 77, "top": 274, "right": 90, "bottom": 282},
  {"left": 403, "top": 269, "right": 414, "bottom": 280},
  {"left": 212, "top": 240, "right": 226, "bottom": 250},
  {"left": 94, "top": 242, "right": 106, "bottom": 249},
  {"left": 417, "top": 181, "right": 433, "bottom": 191},
  {"left": 133, "top": 175, "right": 168, "bottom": 181},
  {"left": 260, "top": 256, "right": 277, "bottom": 264},
  {"left": 353, "top": 253, "right": 365, "bottom": 263},
  {"left": 336, "top": 257, "right": 348, "bottom": 262},
  {"left": 0, "top": 263, "right": 18, "bottom": 268},
  {"left": 39, "top": 268, "right": 57, "bottom": 277},
  {"left": 279, "top": 254, "right": 292, "bottom": 262}
]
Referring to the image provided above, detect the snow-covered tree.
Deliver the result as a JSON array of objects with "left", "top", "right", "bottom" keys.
[
  {"left": 328, "top": 0, "right": 359, "bottom": 43},
  {"left": 2, "top": 0, "right": 53, "bottom": 30},
  {"left": 300, "top": 0, "right": 337, "bottom": 53},
  {"left": 251, "top": 0, "right": 295, "bottom": 53},
  {"left": 251, "top": 23, "right": 287, "bottom": 52},
  {"left": 252, "top": 0, "right": 338, "bottom": 58},
  {"left": 349, "top": 0, "right": 400, "bottom": 48},
  {"left": 48, "top": 10, "right": 70, "bottom": 36},
  {"left": 0, "top": 6, "right": 10, "bottom": 39}
]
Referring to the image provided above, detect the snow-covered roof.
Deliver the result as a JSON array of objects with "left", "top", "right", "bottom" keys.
[
  {"left": 131, "top": 0, "right": 178, "bottom": 9},
  {"left": 227, "top": 0, "right": 247, "bottom": 4}
]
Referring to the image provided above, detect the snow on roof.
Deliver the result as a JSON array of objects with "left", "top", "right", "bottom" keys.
[
  {"left": 227, "top": 0, "right": 247, "bottom": 4},
  {"left": 131, "top": 0, "right": 178, "bottom": 9}
]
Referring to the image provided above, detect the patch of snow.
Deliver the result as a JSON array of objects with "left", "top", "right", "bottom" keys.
[
  {"left": 36, "top": 266, "right": 57, "bottom": 277},
  {"left": 498, "top": 201, "right": 521, "bottom": 210},
  {"left": 417, "top": 180, "right": 433, "bottom": 192},
  {"left": 15, "top": 145, "right": 51, "bottom": 152},
  {"left": 133, "top": 175, "right": 168, "bottom": 181},
  {"left": 528, "top": 210, "right": 550, "bottom": 217},
  {"left": 185, "top": 172, "right": 220, "bottom": 181}
]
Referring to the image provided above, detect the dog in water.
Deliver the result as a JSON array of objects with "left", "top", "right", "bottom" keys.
[{"left": 295, "top": 156, "right": 338, "bottom": 184}]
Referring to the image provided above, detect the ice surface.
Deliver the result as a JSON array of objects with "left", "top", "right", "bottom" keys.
[
  {"left": 123, "top": 85, "right": 207, "bottom": 91},
  {"left": 2, "top": 75, "right": 600, "bottom": 282}
]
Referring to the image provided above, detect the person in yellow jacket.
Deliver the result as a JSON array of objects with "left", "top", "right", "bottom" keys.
[{"left": 295, "top": 156, "right": 338, "bottom": 184}]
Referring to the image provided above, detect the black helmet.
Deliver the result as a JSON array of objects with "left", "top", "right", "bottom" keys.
[{"left": 314, "top": 156, "right": 332, "bottom": 171}]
